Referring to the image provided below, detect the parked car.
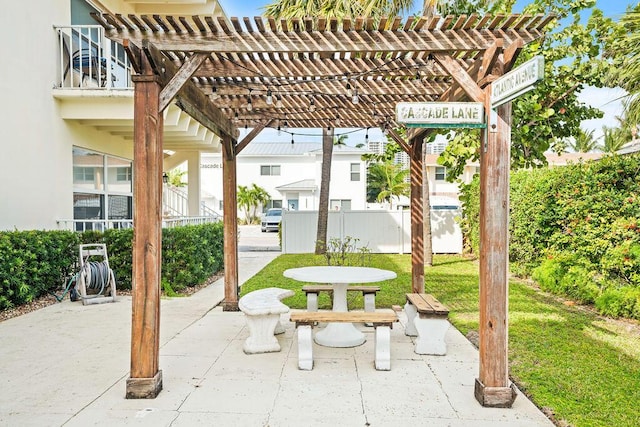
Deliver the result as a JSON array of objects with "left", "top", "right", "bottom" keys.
[{"left": 261, "top": 208, "right": 282, "bottom": 232}]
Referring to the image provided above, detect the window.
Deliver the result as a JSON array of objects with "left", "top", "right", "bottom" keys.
[
  {"left": 350, "top": 163, "right": 360, "bottom": 181},
  {"left": 435, "top": 166, "right": 447, "bottom": 181},
  {"left": 116, "top": 167, "right": 131, "bottom": 181},
  {"left": 260, "top": 165, "right": 281, "bottom": 176},
  {"left": 330, "top": 199, "right": 351, "bottom": 211},
  {"left": 72, "top": 147, "right": 133, "bottom": 224},
  {"left": 265, "top": 200, "right": 283, "bottom": 211},
  {"left": 73, "top": 167, "right": 95, "bottom": 182}
]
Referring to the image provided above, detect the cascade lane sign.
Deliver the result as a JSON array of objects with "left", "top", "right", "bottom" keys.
[
  {"left": 491, "top": 56, "right": 545, "bottom": 107},
  {"left": 395, "top": 102, "right": 485, "bottom": 128}
]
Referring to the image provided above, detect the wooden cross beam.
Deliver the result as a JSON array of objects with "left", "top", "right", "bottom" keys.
[{"left": 141, "top": 40, "right": 235, "bottom": 138}]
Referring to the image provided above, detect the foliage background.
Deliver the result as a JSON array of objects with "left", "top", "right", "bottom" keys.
[{"left": 459, "top": 153, "right": 640, "bottom": 319}]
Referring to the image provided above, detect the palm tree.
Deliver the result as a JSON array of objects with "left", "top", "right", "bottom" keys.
[
  {"left": 367, "top": 161, "right": 410, "bottom": 210},
  {"left": 262, "top": 0, "right": 429, "bottom": 254},
  {"left": 263, "top": 0, "right": 414, "bottom": 25},
  {"left": 237, "top": 184, "right": 271, "bottom": 224},
  {"left": 607, "top": 6, "right": 640, "bottom": 127},
  {"left": 566, "top": 128, "right": 600, "bottom": 153},
  {"left": 166, "top": 169, "right": 187, "bottom": 187},
  {"left": 601, "top": 126, "right": 626, "bottom": 153}
]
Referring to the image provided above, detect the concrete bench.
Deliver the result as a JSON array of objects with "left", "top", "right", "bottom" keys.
[
  {"left": 290, "top": 309, "right": 398, "bottom": 371},
  {"left": 238, "top": 287, "right": 295, "bottom": 354},
  {"left": 302, "top": 284, "right": 380, "bottom": 312},
  {"left": 404, "top": 293, "right": 450, "bottom": 355}
]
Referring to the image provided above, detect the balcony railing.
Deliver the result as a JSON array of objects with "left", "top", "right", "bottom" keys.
[
  {"left": 55, "top": 25, "right": 133, "bottom": 89},
  {"left": 57, "top": 216, "right": 220, "bottom": 232}
]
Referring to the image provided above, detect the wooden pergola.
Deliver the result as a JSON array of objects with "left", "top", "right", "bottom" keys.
[{"left": 92, "top": 11, "right": 552, "bottom": 407}]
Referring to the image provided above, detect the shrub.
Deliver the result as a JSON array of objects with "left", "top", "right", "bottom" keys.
[
  {"left": 460, "top": 153, "right": 640, "bottom": 319},
  {"left": 0, "top": 230, "right": 79, "bottom": 309},
  {"left": 0, "top": 222, "right": 224, "bottom": 308}
]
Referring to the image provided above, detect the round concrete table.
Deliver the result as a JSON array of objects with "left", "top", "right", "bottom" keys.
[{"left": 283, "top": 266, "right": 397, "bottom": 347}]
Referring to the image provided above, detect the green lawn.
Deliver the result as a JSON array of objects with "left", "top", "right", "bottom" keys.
[{"left": 241, "top": 253, "right": 640, "bottom": 427}]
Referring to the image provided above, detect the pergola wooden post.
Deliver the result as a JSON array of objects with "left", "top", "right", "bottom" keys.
[
  {"left": 222, "top": 134, "right": 239, "bottom": 311},
  {"left": 409, "top": 135, "right": 425, "bottom": 293},
  {"left": 126, "top": 60, "right": 164, "bottom": 399},
  {"left": 475, "top": 88, "right": 517, "bottom": 407}
]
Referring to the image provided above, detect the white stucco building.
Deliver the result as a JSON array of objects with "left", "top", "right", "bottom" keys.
[
  {"left": 200, "top": 142, "right": 369, "bottom": 217},
  {"left": 0, "top": 0, "right": 226, "bottom": 231}
]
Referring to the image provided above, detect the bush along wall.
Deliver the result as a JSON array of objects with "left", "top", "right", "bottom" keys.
[
  {"left": 0, "top": 222, "right": 225, "bottom": 310},
  {"left": 460, "top": 153, "right": 640, "bottom": 319}
]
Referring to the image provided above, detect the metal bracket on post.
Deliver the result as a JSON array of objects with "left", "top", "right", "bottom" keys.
[{"left": 489, "top": 108, "right": 498, "bottom": 134}]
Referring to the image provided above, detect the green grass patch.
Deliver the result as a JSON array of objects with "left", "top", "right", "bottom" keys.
[{"left": 241, "top": 253, "right": 640, "bottom": 427}]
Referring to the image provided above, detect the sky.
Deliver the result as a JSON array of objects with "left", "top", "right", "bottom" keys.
[{"left": 217, "top": 0, "right": 634, "bottom": 145}]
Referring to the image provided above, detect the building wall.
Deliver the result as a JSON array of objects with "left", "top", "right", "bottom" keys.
[
  {"left": 1, "top": 0, "right": 74, "bottom": 230},
  {"left": 0, "top": 0, "right": 224, "bottom": 231},
  {"left": 200, "top": 147, "right": 368, "bottom": 218}
]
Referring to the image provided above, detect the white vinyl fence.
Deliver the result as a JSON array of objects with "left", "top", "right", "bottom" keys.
[{"left": 281, "top": 209, "right": 462, "bottom": 254}]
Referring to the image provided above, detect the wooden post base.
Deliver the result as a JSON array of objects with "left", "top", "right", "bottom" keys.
[
  {"left": 474, "top": 378, "right": 517, "bottom": 408},
  {"left": 223, "top": 300, "right": 239, "bottom": 311},
  {"left": 126, "top": 370, "right": 163, "bottom": 399}
]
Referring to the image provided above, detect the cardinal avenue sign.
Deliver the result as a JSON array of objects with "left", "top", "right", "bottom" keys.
[{"left": 396, "top": 102, "right": 485, "bottom": 128}]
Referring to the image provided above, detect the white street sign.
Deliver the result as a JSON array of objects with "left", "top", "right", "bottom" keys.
[
  {"left": 396, "top": 102, "right": 485, "bottom": 128},
  {"left": 491, "top": 56, "right": 544, "bottom": 107}
]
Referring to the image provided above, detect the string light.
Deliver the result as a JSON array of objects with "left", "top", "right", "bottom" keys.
[
  {"left": 210, "top": 86, "right": 219, "bottom": 100},
  {"left": 246, "top": 89, "right": 253, "bottom": 111},
  {"left": 276, "top": 94, "right": 283, "bottom": 108},
  {"left": 334, "top": 114, "right": 341, "bottom": 126},
  {"left": 309, "top": 95, "right": 315, "bottom": 112},
  {"left": 365, "top": 127, "right": 369, "bottom": 143},
  {"left": 345, "top": 81, "right": 353, "bottom": 97},
  {"left": 291, "top": 135, "right": 295, "bottom": 145},
  {"left": 266, "top": 89, "right": 273, "bottom": 105},
  {"left": 233, "top": 110, "right": 239, "bottom": 123},
  {"left": 352, "top": 88, "right": 359, "bottom": 105}
]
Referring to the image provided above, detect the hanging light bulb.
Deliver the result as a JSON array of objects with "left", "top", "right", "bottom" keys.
[
  {"left": 309, "top": 96, "right": 315, "bottom": 112},
  {"left": 327, "top": 125, "right": 332, "bottom": 131},
  {"left": 276, "top": 94, "right": 283, "bottom": 108},
  {"left": 246, "top": 90, "right": 253, "bottom": 111},
  {"left": 335, "top": 114, "right": 341, "bottom": 127},
  {"left": 277, "top": 125, "right": 281, "bottom": 136},
  {"left": 291, "top": 135, "right": 295, "bottom": 145},
  {"left": 266, "top": 89, "right": 273, "bottom": 105},
  {"left": 233, "top": 110, "right": 239, "bottom": 123},
  {"left": 351, "top": 88, "right": 359, "bottom": 105},
  {"left": 210, "top": 86, "right": 219, "bottom": 100},
  {"left": 345, "top": 81, "right": 353, "bottom": 97},
  {"left": 283, "top": 114, "right": 288, "bottom": 132},
  {"left": 365, "top": 127, "right": 369, "bottom": 143}
]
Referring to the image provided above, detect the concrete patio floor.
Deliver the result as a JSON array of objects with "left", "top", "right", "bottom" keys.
[{"left": 0, "top": 248, "right": 553, "bottom": 426}]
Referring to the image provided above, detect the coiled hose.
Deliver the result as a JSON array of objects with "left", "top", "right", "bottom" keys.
[{"left": 80, "top": 261, "right": 114, "bottom": 299}]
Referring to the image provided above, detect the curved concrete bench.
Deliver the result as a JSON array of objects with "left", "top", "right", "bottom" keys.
[{"left": 239, "top": 287, "right": 295, "bottom": 354}]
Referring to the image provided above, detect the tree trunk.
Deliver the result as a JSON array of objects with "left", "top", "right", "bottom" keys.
[
  {"left": 422, "top": 141, "right": 433, "bottom": 266},
  {"left": 315, "top": 127, "right": 334, "bottom": 254}
]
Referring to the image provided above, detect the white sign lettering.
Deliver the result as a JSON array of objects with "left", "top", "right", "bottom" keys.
[
  {"left": 491, "top": 56, "right": 544, "bottom": 107},
  {"left": 396, "top": 102, "right": 485, "bottom": 128}
]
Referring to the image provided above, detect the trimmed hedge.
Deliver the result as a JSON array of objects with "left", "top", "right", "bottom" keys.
[
  {"left": 460, "top": 153, "right": 640, "bottom": 319},
  {"left": 0, "top": 222, "right": 224, "bottom": 310}
]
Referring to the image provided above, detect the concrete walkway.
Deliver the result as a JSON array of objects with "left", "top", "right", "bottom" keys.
[{"left": 0, "top": 247, "right": 553, "bottom": 426}]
